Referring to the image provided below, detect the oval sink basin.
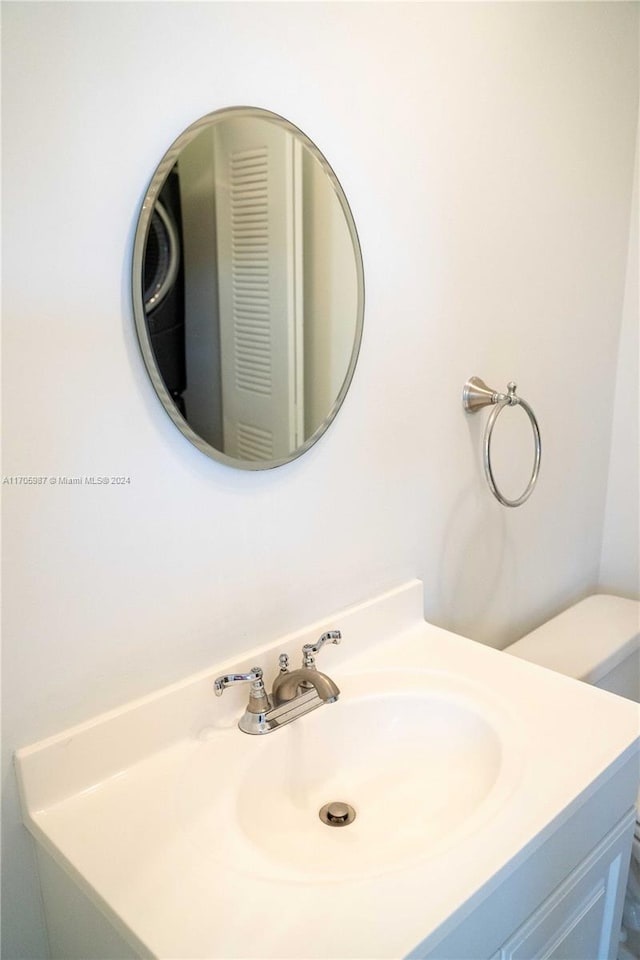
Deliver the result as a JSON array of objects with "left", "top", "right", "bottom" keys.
[{"left": 234, "top": 671, "right": 517, "bottom": 880}]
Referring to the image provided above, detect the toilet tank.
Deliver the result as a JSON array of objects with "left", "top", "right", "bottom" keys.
[{"left": 505, "top": 595, "right": 640, "bottom": 702}]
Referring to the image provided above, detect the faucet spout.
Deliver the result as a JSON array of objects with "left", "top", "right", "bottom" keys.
[{"left": 272, "top": 667, "right": 340, "bottom": 706}]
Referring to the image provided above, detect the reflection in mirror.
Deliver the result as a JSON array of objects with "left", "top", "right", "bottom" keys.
[{"left": 132, "top": 107, "right": 364, "bottom": 469}]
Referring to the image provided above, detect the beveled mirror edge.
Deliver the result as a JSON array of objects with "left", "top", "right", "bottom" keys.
[{"left": 131, "top": 105, "right": 365, "bottom": 471}]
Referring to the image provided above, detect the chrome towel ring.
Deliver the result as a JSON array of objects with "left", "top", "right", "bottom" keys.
[{"left": 463, "top": 377, "right": 541, "bottom": 508}]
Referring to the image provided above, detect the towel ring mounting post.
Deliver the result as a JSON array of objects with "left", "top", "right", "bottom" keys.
[{"left": 463, "top": 377, "right": 541, "bottom": 508}]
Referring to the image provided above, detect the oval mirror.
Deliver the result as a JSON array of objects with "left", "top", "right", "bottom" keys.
[{"left": 132, "top": 107, "right": 364, "bottom": 469}]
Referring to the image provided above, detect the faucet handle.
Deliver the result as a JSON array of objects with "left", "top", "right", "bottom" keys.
[
  {"left": 278, "top": 653, "right": 290, "bottom": 672},
  {"left": 302, "top": 630, "right": 341, "bottom": 668},
  {"left": 214, "top": 666, "right": 264, "bottom": 697}
]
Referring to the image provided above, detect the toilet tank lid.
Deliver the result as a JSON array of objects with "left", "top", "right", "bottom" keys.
[{"left": 506, "top": 594, "right": 640, "bottom": 684}]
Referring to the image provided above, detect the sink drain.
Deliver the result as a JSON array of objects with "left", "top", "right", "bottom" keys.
[{"left": 319, "top": 801, "right": 356, "bottom": 827}]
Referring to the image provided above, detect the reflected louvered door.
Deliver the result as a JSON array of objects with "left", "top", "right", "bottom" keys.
[{"left": 213, "top": 118, "right": 302, "bottom": 461}]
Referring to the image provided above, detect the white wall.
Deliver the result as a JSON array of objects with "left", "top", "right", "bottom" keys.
[
  {"left": 600, "top": 120, "right": 640, "bottom": 598},
  {"left": 2, "top": 4, "right": 637, "bottom": 957}
]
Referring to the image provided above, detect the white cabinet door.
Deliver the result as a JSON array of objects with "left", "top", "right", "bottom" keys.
[
  {"left": 412, "top": 802, "right": 635, "bottom": 960},
  {"left": 496, "top": 814, "right": 632, "bottom": 960}
]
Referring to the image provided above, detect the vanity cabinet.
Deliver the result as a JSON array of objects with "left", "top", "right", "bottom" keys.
[
  {"left": 33, "top": 846, "right": 141, "bottom": 960},
  {"left": 414, "top": 757, "right": 636, "bottom": 960},
  {"left": 15, "top": 583, "right": 640, "bottom": 960},
  {"left": 492, "top": 816, "right": 631, "bottom": 960},
  {"left": 33, "top": 803, "right": 636, "bottom": 960},
  {"left": 28, "top": 739, "right": 638, "bottom": 960}
]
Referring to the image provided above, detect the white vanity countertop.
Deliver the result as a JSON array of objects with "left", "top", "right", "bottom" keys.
[{"left": 15, "top": 582, "right": 640, "bottom": 959}]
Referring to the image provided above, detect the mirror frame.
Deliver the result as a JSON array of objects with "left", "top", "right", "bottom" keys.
[{"left": 132, "top": 106, "right": 365, "bottom": 470}]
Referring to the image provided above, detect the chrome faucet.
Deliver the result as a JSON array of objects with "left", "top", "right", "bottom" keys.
[{"left": 214, "top": 630, "right": 341, "bottom": 735}]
